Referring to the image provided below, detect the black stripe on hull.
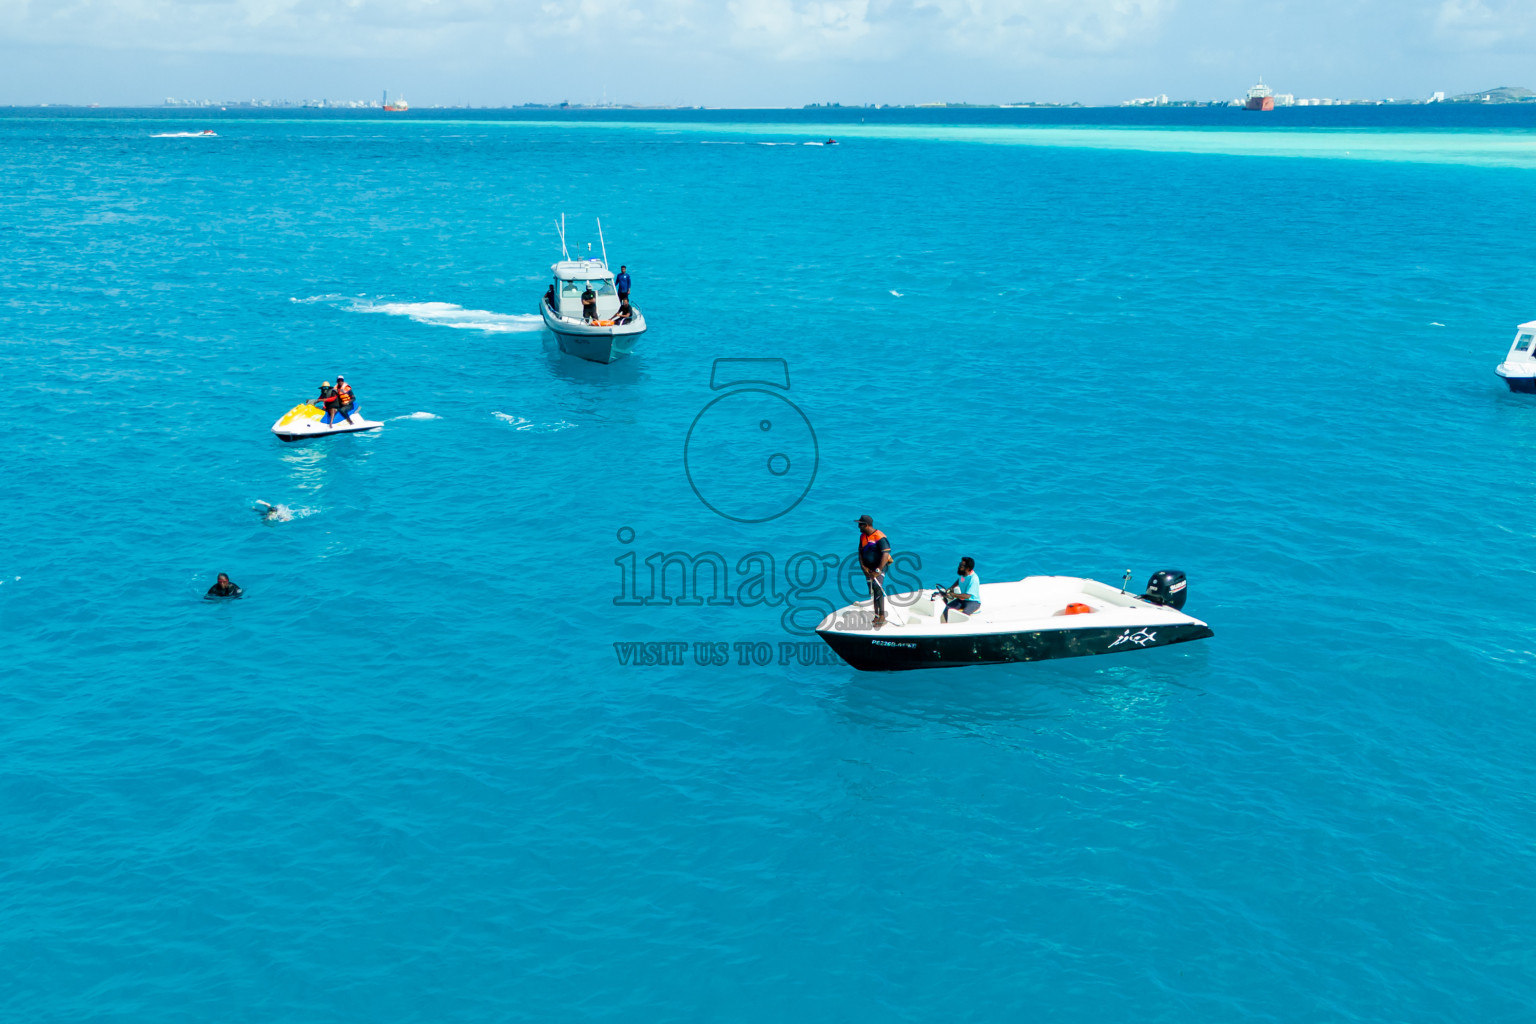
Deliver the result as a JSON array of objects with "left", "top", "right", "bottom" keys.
[
  {"left": 273, "top": 427, "right": 380, "bottom": 443},
  {"left": 1501, "top": 374, "right": 1536, "bottom": 393},
  {"left": 816, "top": 622, "right": 1214, "bottom": 671}
]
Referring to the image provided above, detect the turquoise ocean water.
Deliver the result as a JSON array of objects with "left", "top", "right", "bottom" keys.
[{"left": 3, "top": 108, "right": 1535, "bottom": 1020}]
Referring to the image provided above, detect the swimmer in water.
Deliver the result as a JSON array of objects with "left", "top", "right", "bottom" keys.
[
  {"left": 206, "top": 573, "right": 242, "bottom": 599},
  {"left": 253, "top": 500, "right": 293, "bottom": 522}
]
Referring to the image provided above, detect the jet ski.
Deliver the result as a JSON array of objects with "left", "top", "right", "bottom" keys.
[
  {"left": 816, "top": 570, "right": 1213, "bottom": 671},
  {"left": 270, "top": 401, "right": 382, "bottom": 442}
]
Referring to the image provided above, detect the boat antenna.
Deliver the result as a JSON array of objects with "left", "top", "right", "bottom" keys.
[
  {"left": 597, "top": 217, "right": 609, "bottom": 269},
  {"left": 557, "top": 213, "right": 569, "bottom": 260}
]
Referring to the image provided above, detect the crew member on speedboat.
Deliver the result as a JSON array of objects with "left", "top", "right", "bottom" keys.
[
  {"left": 544, "top": 284, "right": 557, "bottom": 311},
  {"left": 581, "top": 284, "right": 598, "bottom": 322},
  {"left": 857, "top": 514, "right": 892, "bottom": 627},
  {"left": 206, "top": 572, "right": 242, "bottom": 598},
  {"left": 334, "top": 375, "right": 356, "bottom": 423},
  {"left": 940, "top": 557, "right": 982, "bottom": 622},
  {"left": 615, "top": 265, "right": 631, "bottom": 302},
  {"left": 615, "top": 298, "right": 635, "bottom": 325}
]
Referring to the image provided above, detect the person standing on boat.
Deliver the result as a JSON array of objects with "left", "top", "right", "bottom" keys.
[
  {"left": 581, "top": 283, "right": 597, "bottom": 322},
  {"left": 544, "top": 284, "right": 557, "bottom": 312},
  {"left": 940, "top": 557, "right": 982, "bottom": 623},
  {"left": 615, "top": 265, "right": 631, "bottom": 302},
  {"left": 857, "top": 514, "right": 892, "bottom": 627}
]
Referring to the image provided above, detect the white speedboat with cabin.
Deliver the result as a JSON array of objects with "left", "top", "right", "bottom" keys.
[
  {"left": 1495, "top": 320, "right": 1536, "bottom": 392},
  {"left": 816, "top": 570, "right": 1213, "bottom": 671},
  {"left": 270, "top": 401, "right": 382, "bottom": 442},
  {"left": 539, "top": 215, "right": 646, "bottom": 364}
]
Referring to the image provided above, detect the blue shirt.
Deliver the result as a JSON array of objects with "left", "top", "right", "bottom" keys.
[
  {"left": 615, "top": 271, "right": 631, "bottom": 293},
  {"left": 957, "top": 572, "right": 981, "bottom": 601}
]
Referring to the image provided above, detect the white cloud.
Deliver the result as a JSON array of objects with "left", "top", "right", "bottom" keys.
[
  {"left": 0, "top": 0, "right": 1172, "bottom": 60},
  {"left": 1434, "top": 0, "right": 1536, "bottom": 49}
]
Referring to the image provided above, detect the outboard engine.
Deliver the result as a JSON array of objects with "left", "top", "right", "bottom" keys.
[{"left": 1142, "top": 570, "right": 1188, "bottom": 610}]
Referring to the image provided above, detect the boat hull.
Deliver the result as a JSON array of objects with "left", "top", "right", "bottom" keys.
[
  {"left": 540, "top": 303, "right": 646, "bottom": 364},
  {"left": 1245, "top": 97, "right": 1275, "bottom": 111},
  {"left": 817, "top": 620, "right": 1215, "bottom": 671},
  {"left": 1496, "top": 364, "right": 1536, "bottom": 392}
]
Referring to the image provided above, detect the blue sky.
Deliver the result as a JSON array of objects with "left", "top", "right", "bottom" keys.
[{"left": 1, "top": 0, "right": 1534, "bottom": 106}]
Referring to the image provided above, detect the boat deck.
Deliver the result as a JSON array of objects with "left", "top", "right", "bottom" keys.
[{"left": 821, "top": 576, "right": 1201, "bottom": 637}]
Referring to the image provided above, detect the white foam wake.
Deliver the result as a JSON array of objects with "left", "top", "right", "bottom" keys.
[
  {"left": 392, "top": 412, "right": 441, "bottom": 420},
  {"left": 291, "top": 296, "right": 544, "bottom": 334},
  {"left": 354, "top": 300, "right": 544, "bottom": 333},
  {"left": 492, "top": 411, "right": 576, "bottom": 433}
]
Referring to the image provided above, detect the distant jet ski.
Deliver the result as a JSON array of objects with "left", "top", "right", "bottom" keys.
[
  {"left": 270, "top": 401, "right": 382, "bottom": 442},
  {"left": 816, "top": 570, "right": 1212, "bottom": 671},
  {"left": 151, "top": 130, "right": 218, "bottom": 138}
]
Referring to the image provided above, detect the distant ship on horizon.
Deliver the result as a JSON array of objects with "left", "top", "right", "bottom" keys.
[
  {"left": 382, "top": 90, "right": 409, "bottom": 112},
  {"left": 1245, "top": 79, "right": 1275, "bottom": 111}
]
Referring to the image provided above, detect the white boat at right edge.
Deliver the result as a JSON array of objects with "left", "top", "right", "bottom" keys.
[
  {"left": 539, "top": 215, "right": 646, "bottom": 364},
  {"left": 1495, "top": 319, "right": 1536, "bottom": 392}
]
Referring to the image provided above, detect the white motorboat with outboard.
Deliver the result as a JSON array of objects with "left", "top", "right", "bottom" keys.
[
  {"left": 1495, "top": 320, "right": 1536, "bottom": 392},
  {"left": 816, "top": 570, "right": 1213, "bottom": 671},
  {"left": 539, "top": 215, "right": 646, "bottom": 364},
  {"left": 270, "top": 401, "right": 382, "bottom": 442}
]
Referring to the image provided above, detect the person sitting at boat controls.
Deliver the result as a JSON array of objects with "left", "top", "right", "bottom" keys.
[
  {"left": 316, "top": 381, "right": 338, "bottom": 421},
  {"left": 334, "top": 375, "right": 355, "bottom": 423},
  {"left": 544, "top": 284, "right": 557, "bottom": 311},
  {"left": 581, "top": 284, "right": 597, "bottom": 322},
  {"left": 940, "top": 557, "right": 981, "bottom": 623},
  {"left": 206, "top": 572, "right": 242, "bottom": 599},
  {"left": 614, "top": 298, "right": 634, "bottom": 325}
]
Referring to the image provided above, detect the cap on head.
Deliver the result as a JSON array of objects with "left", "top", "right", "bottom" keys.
[
  {"left": 857, "top": 514, "right": 874, "bottom": 526},
  {"left": 337, "top": 375, "right": 345, "bottom": 381},
  {"left": 322, "top": 381, "right": 331, "bottom": 387}
]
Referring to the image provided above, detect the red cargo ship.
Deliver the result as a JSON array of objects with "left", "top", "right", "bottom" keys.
[{"left": 1245, "top": 79, "right": 1274, "bottom": 111}]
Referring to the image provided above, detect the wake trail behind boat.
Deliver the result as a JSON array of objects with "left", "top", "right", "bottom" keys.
[{"left": 332, "top": 298, "right": 544, "bottom": 334}]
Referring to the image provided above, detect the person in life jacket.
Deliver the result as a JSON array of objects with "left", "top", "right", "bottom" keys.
[
  {"left": 316, "top": 381, "right": 338, "bottom": 422},
  {"left": 857, "top": 514, "right": 893, "bottom": 627},
  {"left": 334, "top": 375, "right": 355, "bottom": 423}
]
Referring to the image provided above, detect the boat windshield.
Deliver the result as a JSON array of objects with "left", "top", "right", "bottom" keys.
[
  {"left": 1518, "top": 333, "right": 1534, "bottom": 352},
  {"left": 559, "top": 278, "right": 616, "bottom": 296}
]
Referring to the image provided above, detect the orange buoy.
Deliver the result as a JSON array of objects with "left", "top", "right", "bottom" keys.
[{"left": 1062, "top": 602, "right": 1094, "bottom": 615}]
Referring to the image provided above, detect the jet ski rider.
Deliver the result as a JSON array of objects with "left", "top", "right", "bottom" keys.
[
  {"left": 857, "top": 514, "right": 892, "bottom": 627},
  {"left": 334, "top": 375, "right": 355, "bottom": 423},
  {"left": 940, "top": 557, "right": 982, "bottom": 623},
  {"left": 316, "top": 380, "right": 338, "bottom": 421}
]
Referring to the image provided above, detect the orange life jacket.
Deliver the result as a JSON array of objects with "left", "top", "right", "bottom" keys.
[{"left": 858, "top": 530, "right": 887, "bottom": 565}]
